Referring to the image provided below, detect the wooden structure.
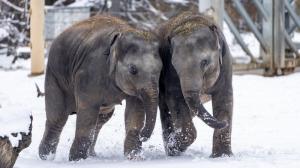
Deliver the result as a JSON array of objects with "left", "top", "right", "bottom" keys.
[{"left": 30, "top": 0, "right": 45, "bottom": 75}]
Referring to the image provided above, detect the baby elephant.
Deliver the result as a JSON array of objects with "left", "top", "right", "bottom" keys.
[
  {"left": 39, "top": 15, "right": 162, "bottom": 161},
  {"left": 158, "top": 12, "right": 233, "bottom": 157}
]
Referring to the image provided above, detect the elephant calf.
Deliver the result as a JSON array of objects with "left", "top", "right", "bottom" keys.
[
  {"left": 158, "top": 12, "right": 233, "bottom": 157},
  {"left": 39, "top": 15, "right": 162, "bottom": 161}
]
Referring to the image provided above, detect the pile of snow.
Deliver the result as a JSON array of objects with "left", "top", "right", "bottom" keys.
[{"left": 0, "top": 105, "right": 31, "bottom": 147}]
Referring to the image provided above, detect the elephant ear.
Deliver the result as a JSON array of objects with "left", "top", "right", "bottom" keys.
[
  {"left": 167, "top": 36, "right": 174, "bottom": 56},
  {"left": 108, "top": 32, "right": 121, "bottom": 75},
  {"left": 209, "top": 25, "right": 223, "bottom": 65}
]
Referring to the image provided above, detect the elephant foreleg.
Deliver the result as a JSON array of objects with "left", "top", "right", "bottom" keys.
[
  {"left": 160, "top": 94, "right": 196, "bottom": 156},
  {"left": 211, "top": 87, "right": 233, "bottom": 157},
  {"left": 124, "top": 96, "right": 145, "bottom": 160}
]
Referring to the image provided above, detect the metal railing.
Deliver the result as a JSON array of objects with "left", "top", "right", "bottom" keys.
[{"left": 201, "top": 0, "right": 300, "bottom": 75}]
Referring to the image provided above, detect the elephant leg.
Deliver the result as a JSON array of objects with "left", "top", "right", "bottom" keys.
[
  {"left": 124, "top": 96, "right": 145, "bottom": 159},
  {"left": 211, "top": 88, "right": 233, "bottom": 158},
  {"left": 88, "top": 107, "right": 114, "bottom": 157},
  {"left": 39, "top": 73, "right": 70, "bottom": 160},
  {"left": 161, "top": 95, "right": 196, "bottom": 156},
  {"left": 69, "top": 100, "right": 99, "bottom": 161},
  {"left": 159, "top": 94, "right": 175, "bottom": 155},
  {"left": 176, "top": 102, "right": 196, "bottom": 153}
]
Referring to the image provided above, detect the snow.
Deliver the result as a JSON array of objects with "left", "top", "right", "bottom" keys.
[
  {"left": 292, "top": 32, "right": 300, "bottom": 52},
  {"left": 0, "top": 60, "right": 299, "bottom": 167},
  {"left": 16, "top": 46, "right": 31, "bottom": 54},
  {"left": 68, "top": 0, "right": 95, "bottom": 7},
  {"left": 0, "top": 105, "right": 31, "bottom": 147},
  {"left": 292, "top": 32, "right": 300, "bottom": 43},
  {"left": 0, "top": 27, "right": 9, "bottom": 41},
  {"left": 223, "top": 23, "right": 260, "bottom": 63},
  {"left": 164, "top": 0, "right": 189, "bottom": 5},
  {"left": 0, "top": 54, "right": 31, "bottom": 70}
]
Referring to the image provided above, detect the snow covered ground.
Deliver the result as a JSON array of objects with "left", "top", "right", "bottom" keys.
[
  {"left": 0, "top": 106, "right": 31, "bottom": 147},
  {"left": 0, "top": 63, "right": 300, "bottom": 168}
]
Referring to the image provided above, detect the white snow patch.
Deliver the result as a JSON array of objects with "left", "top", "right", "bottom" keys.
[
  {"left": 0, "top": 27, "right": 9, "bottom": 40},
  {"left": 16, "top": 46, "right": 31, "bottom": 54},
  {"left": 68, "top": 0, "right": 95, "bottom": 7},
  {"left": 0, "top": 54, "right": 31, "bottom": 70},
  {"left": 292, "top": 32, "right": 300, "bottom": 43},
  {"left": 164, "top": 0, "right": 189, "bottom": 5},
  {"left": 0, "top": 105, "right": 31, "bottom": 147}
]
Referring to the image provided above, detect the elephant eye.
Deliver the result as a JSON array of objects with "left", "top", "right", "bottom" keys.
[
  {"left": 200, "top": 59, "right": 210, "bottom": 69},
  {"left": 128, "top": 64, "right": 138, "bottom": 75}
]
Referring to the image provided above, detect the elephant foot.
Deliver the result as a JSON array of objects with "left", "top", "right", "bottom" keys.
[
  {"left": 164, "top": 131, "right": 194, "bottom": 156},
  {"left": 126, "top": 150, "right": 145, "bottom": 161},
  {"left": 69, "top": 148, "right": 88, "bottom": 161},
  {"left": 210, "top": 149, "right": 233, "bottom": 158},
  {"left": 165, "top": 147, "right": 182, "bottom": 156},
  {"left": 38, "top": 141, "right": 56, "bottom": 160},
  {"left": 69, "top": 138, "right": 91, "bottom": 161},
  {"left": 124, "top": 130, "right": 143, "bottom": 160},
  {"left": 88, "top": 149, "right": 97, "bottom": 157}
]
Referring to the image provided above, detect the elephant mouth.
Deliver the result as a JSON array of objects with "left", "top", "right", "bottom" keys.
[
  {"left": 189, "top": 94, "right": 211, "bottom": 117},
  {"left": 200, "top": 94, "right": 212, "bottom": 104}
]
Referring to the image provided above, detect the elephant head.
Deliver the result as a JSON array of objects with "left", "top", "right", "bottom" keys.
[
  {"left": 169, "top": 26, "right": 227, "bottom": 129},
  {"left": 108, "top": 31, "right": 162, "bottom": 141}
]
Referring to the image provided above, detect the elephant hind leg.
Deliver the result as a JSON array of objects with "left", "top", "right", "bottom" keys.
[
  {"left": 88, "top": 107, "right": 114, "bottom": 157},
  {"left": 39, "top": 73, "right": 71, "bottom": 160}
]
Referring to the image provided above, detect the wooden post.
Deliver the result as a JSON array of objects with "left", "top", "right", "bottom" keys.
[{"left": 30, "top": 0, "right": 45, "bottom": 75}]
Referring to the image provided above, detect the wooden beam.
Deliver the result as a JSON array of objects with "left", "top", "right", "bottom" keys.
[{"left": 30, "top": 0, "right": 45, "bottom": 75}]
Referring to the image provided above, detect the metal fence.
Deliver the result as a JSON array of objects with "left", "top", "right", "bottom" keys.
[{"left": 200, "top": 0, "right": 300, "bottom": 75}]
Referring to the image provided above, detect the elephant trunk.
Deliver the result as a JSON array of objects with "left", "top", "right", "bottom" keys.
[
  {"left": 183, "top": 90, "right": 227, "bottom": 129},
  {"left": 139, "top": 86, "right": 158, "bottom": 142}
]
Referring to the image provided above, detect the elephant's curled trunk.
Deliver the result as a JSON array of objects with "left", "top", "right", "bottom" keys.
[{"left": 184, "top": 91, "right": 228, "bottom": 129}]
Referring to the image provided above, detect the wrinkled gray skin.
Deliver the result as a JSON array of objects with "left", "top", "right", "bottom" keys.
[
  {"left": 38, "top": 15, "right": 162, "bottom": 161},
  {"left": 158, "top": 13, "right": 233, "bottom": 157}
]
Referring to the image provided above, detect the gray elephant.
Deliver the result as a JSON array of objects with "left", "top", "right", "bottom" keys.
[
  {"left": 38, "top": 15, "right": 162, "bottom": 161},
  {"left": 158, "top": 12, "right": 233, "bottom": 157}
]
